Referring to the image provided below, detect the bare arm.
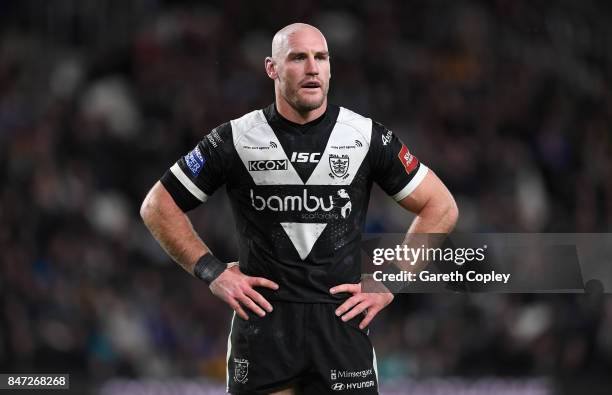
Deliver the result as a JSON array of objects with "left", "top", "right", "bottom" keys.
[
  {"left": 390, "top": 169, "right": 458, "bottom": 275},
  {"left": 140, "top": 181, "right": 278, "bottom": 320},
  {"left": 332, "top": 168, "right": 458, "bottom": 329},
  {"left": 140, "top": 181, "right": 208, "bottom": 274},
  {"left": 398, "top": 169, "right": 459, "bottom": 234}
]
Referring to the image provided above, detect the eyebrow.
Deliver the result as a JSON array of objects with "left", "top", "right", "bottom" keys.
[{"left": 288, "top": 50, "right": 330, "bottom": 58}]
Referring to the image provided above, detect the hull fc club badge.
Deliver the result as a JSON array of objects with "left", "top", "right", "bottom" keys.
[
  {"left": 234, "top": 358, "right": 249, "bottom": 383},
  {"left": 329, "top": 154, "right": 350, "bottom": 179}
]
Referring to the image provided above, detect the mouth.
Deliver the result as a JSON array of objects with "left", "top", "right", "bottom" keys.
[{"left": 300, "top": 80, "right": 321, "bottom": 89}]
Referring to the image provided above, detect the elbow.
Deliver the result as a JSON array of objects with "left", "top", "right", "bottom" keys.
[
  {"left": 140, "top": 192, "right": 156, "bottom": 226},
  {"left": 140, "top": 182, "right": 180, "bottom": 228},
  {"left": 445, "top": 196, "right": 459, "bottom": 230}
]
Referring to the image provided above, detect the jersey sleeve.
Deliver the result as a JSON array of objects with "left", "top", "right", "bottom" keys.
[
  {"left": 160, "top": 122, "right": 233, "bottom": 212},
  {"left": 369, "top": 121, "right": 429, "bottom": 202}
]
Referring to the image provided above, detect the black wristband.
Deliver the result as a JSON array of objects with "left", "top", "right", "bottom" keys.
[{"left": 194, "top": 253, "right": 226, "bottom": 285}]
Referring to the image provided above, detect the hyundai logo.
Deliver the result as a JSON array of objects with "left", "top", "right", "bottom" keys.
[{"left": 332, "top": 382, "right": 345, "bottom": 391}]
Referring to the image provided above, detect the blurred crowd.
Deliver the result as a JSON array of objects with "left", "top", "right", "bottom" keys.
[{"left": 1, "top": 0, "right": 611, "bottom": 391}]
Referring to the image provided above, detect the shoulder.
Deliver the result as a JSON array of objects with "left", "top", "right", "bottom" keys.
[
  {"left": 230, "top": 109, "right": 269, "bottom": 144},
  {"left": 370, "top": 120, "right": 393, "bottom": 143},
  {"left": 336, "top": 106, "right": 394, "bottom": 148},
  {"left": 336, "top": 106, "right": 371, "bottom": 129},
  {"left": 202, "top": 121, "right": 232, "bottom": 148},
  {"left": 201, "top": 108, "right": 270, "bottom": 149},
  {"left": 335, "top": 106, "right": 375, "bottom": 145}
]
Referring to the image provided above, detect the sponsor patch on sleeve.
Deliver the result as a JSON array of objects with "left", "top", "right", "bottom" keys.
[
  {"left": 184, "top": 146, "right": 205, "bottom": 177},
  {"left": 206, "top": 129, "right": 223, "bottom": 148},
  {"left": 398, "top": 144, "right": 419, "bottom": 174}
]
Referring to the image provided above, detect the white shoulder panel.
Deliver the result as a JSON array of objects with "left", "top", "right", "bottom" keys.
[
  {"left": 306, "top": 107, "right": 372, "bottom": 185},
  {"left": 231, "top": 110, "right": 303, "bottom": 185}
]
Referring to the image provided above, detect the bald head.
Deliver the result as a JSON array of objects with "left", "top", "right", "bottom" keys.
[
  {"left": 271, "top": 23, "right": 328, "bottom": 60},
  {"left": 265, "top": 23, "right": 331, "bottom": 123}
]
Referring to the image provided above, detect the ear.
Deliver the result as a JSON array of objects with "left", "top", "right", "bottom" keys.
[{"left": 265, "top": 57, "right": 277, "bottom": 80}]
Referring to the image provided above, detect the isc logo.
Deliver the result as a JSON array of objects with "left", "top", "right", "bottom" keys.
[
  {"left": 291, "top": 152, "right": 321, "bottom": 163},
  {"left": 248, "top": 160, "right": 288, "bottom": 171}
]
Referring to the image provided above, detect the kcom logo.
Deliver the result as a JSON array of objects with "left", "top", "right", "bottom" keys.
[
  {"left": 248, "top": 160, "right": 288, "bottom": 171},
  {"left": 331, "top": 382, "right": 345, "bottom": 391}
]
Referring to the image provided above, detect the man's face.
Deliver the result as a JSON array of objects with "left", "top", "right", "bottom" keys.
[{"left": 272, "top": 29, "right": 330, "bottom": 113}]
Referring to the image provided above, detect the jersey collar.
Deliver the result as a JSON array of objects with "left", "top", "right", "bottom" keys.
[{"left": 264, "top": 102, "right": 339, "bottom": 133}]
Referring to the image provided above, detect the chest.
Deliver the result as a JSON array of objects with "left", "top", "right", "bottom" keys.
[{"left": 234, "top": 122, "right": 370, "bottom": 187}]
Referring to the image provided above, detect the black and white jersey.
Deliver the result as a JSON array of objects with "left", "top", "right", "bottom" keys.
[{"left": 161, "top": 104, "right": 428, "bottom": 303}]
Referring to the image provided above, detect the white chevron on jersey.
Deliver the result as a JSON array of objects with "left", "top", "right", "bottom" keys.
[
  {"left": 232, "top": 107, "right": 373, "bottom": 187},
  {"left": 280, "top": 222, "right": 327, "bottom": 260},
  {"left": 232, "top": 108, "right": 374, "bottom": 258},
  {"left": 232, "top": 110, "right": 302, "bottom": 185},
  {"left": 306, "top": 107, "right": 372, "bottom": 185}
]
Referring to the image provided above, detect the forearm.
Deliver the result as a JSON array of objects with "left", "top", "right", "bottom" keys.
[
  {"left": 395, "top": 171, "right": 459, "bottom": 274},
  {"left": 140, "top": 182, "right": 209, "bottom": 275},
  {"left": 398, "top": 199, "right": 458, "bottom": 273}
]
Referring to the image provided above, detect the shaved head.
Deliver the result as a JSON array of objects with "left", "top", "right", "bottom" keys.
[
  {"left": 265, "top": 23, "right": 331, "bottom": 123},
  {"left": 271, "top": 23, "right": 328, "bottom": 61}
]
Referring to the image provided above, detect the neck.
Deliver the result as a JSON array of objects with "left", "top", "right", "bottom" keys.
[{"left": 275, "top": 93, "right": 327, "bottom": 125}]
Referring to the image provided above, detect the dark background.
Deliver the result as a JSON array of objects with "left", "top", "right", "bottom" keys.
[{"left": 1, "top": 0, "right": 611, "bottom": 394}]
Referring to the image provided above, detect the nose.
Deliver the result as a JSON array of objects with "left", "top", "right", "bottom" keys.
[{"left": 305, "top": 55, "right": 319, "bottom": 75}]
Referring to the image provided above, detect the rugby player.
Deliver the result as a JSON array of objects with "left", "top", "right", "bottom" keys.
[{"left": 141, "top": 23, "right": 458, "bottom": 394}]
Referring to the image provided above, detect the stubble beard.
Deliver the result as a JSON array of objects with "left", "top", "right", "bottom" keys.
[{"left": 282, "top": 82, "right": 328, "bottom": 114}]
